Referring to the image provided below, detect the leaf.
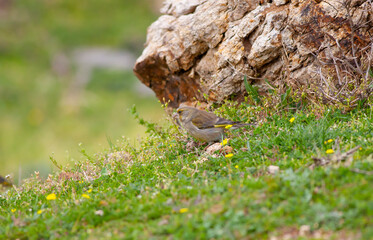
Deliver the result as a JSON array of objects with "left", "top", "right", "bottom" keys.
[
  {"left": 106, "top": 135, "right": 115, "bottom": 150},
  {"left": 49, "top": 154, "right": 62, "bottom": 170},
  {"left": 101, "top": 167, "right": 110, "bottom": 176},
  {"left": 244, "top": 76, "right": 261, "bottom": 104}
]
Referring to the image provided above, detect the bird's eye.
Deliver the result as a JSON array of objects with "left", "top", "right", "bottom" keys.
[{"left": 177, "top": 109, "right": 182, "bottom": 114}]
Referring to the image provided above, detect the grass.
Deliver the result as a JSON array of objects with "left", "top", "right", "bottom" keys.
[
  {"left": 1, "top": 102, "right": 372, "bottom": 239},
  {"left": 2, "top": 1, "right": 371, "bottom": 238}
]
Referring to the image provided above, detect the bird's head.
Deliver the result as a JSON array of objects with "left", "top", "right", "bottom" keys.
[{"left": 176, "top": 107, "right": 195, "bottom": 123}]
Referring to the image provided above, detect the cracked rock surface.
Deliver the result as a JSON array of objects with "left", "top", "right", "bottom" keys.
[{"left": 134, "top": 0, "right": 372, "bottom": 108}]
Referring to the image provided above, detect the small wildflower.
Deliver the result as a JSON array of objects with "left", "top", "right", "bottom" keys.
[
  {"left": 78, "top": 181, "right": 83, "bottom": 184},
  {"left": 235, "top": 165, "right": 239, "bottom": 169},
  {"left": 179, "top": 208, "right": 188, "bottom": 213},
  {"left": 11, "top": 208, "right": 16, "bottom": 213},
  {"left": 359, "top": 147, "right": 362, "bottom": 150},
  {"left": 221, "top": 139, "right": 228, "bottom": 146},
  {"left": 95, "top": 210, "right": 104, "bottom": 216},
  {"left": 82, "top": 194, "right": 90, "bottom": 199},
  {"left": 46, "top": 193, "right": 56, "bottom": 201},
  {"left": 87, "top": 189, "right": 92, "bottom": 193},
  {"left": 225, "top": 153, "right": 234, "bottom": 158},
  {"left": 225, "top": 124, "right": 233, "bottom": 129},
  {"left": 327, "top": 139, "right": 333, "bottom": 143},
  {"left": 326, "top": 149, "right": 334, "bottom": 154},
  {"left": 324, "top": 141, "right": 327, "bottom": 144},
  {"left": 289, "top": 117, "right": 295, "bottom": 123},
  {"left": 37, "top": 209, "right": 45, "bottom": 214}
]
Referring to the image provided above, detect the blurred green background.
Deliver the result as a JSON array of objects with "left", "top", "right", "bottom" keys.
[{"left": 0, "top": 0, "right": 164, "bottom": 182}]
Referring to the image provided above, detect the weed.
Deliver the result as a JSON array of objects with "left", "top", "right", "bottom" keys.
[{"left": 1, "top": 101, "right": 372, "bottom": 239}]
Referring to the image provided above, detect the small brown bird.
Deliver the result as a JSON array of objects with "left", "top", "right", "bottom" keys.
[
  {"left": 176, "top": 106, "right": 251, "bottom": 142},
  {"left": 0, "top": 175, "right": 12, "bottom": 187}
]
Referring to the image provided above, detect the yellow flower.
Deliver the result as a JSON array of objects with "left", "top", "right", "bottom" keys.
[
  {"left": 221, "top": 139, "right": 228, "bottom": 146},
  {"left": 82, "top": 194, "right": 90, "bottom": 199},
  {"left": 46, "top": 193, "right": 56, "bottom": 201},
  {"left": 37, "top": 209, "right": 45, "bottom": 214},
  {"left": 225, "top": 125, "right": 233, "bottom": 129},
  {"left": 327, "top": 139, "right": 333, "bottom": 143},
  {"left": 235, "top": 165, "right": 239, "bottom": 169},
  {"left": 326, "top": 149, "right": 334, "bottom": 154},
  {"left": 225, "top": 153, "right": 234, "bottom": 158},
  {"left": 87, "top": 189, "right": 92, "bottom": 193},
  {"left": 289, "top": 117, "right": 295, "bottom": 123},
  {"left": 179, "top": 208, "right": 188, "bottom": 213},
  {"left": 78, "top": 181, "right": 83, "bottom": 184},
  {"left": 359, "top": 147, "right": 362, "bottom": 150},
  {"left": 11, "top": 209, "right": 16, "bottom": 213}
]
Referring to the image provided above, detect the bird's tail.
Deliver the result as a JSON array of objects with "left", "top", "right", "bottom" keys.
[{"left": 231, "top": 122, "right": 255, "bottom": 129}]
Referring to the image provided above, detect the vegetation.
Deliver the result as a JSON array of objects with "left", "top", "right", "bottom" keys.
[
  {"left": 1, "top": 101, "right": 372, "bottom": 239},
  {"left": 1, "top": 1, "right": 372, "bottom": 239},
  {"left": 0, "top": 0, "right": 161, "bottom": 179}
]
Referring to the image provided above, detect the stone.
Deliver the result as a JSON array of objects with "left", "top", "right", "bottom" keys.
[
  {"left": 134, "top": 0, "right": 373, "bottom": 108},
  {"left": 204, "top": 142, "right": 223, "bottom": 155},
  {"left": 273, "top": 0, "right": 289, "bottom": 6},
  {"left": 268, "top": 165, "right": 280, "bottom": 174}
]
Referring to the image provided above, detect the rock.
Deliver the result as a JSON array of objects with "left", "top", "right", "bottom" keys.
[
  {"left": 299, "top": 225, "right": 311, "bottom": 236},
  {"left": 134, "top": 0, "right": 373, "bottom": 108},
  {"left": 273, "top": 0, "right": 289, "bottom": 6},
  {"left": 204, "top": 142, "right": 223, "bottom": 155},
  {"left": 161, "top": 0, "right": 202, "bottom": 17},
  {"left": 221, "top": 145, "right": 233, "bottom": 154},
  {"left": 268, "top": 165, "right": 280, "bottom": 174}
]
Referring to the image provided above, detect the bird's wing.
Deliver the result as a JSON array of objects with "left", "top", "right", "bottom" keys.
[
  {"left": 213, "top": 118, "right": 241, "bottom": 128},
  {"left": 191, "top": 110, "right": 220, "bottom": 129},
  {"left": 191, "top": 110, "right": 240, "bottom": 129}
]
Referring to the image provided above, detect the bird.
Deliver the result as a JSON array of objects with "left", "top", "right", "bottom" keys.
[
  {"left": 176, "top": 106, "right": 252, "bottom": 142},
  {"left": 0, "top": 175, "right": 12, "bottom": 187}
]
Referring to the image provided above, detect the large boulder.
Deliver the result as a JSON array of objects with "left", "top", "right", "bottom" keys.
[{"left": 134, "top": 0, "right": 372, "bottom": 108}]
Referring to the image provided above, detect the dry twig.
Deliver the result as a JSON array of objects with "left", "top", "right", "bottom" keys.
[{"left": 310, "top": 138, "right": 361, "bottom": 169}]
